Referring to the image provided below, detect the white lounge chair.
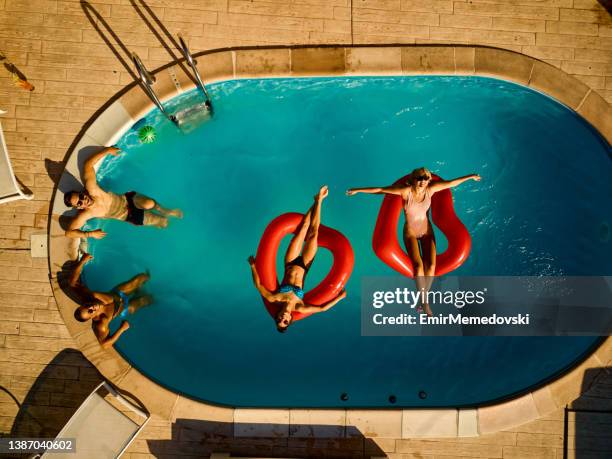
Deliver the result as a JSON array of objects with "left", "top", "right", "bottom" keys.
[
  {"left": 35, "top": 381, "right": 150, "bottom": 459},
  {"left": 0, "top": 118, "right": 34, "bottom": 204}
]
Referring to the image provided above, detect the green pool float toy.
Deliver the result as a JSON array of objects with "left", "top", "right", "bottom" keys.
[{"left": 138, "top": 125, "right": 156, "bottom": 144}]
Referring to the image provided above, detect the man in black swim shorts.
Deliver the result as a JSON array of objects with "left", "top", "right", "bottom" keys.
[{"left": 64, "top": 146, "right": 183, "bottom": 239}]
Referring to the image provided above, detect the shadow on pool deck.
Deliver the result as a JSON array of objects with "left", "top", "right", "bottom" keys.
[
  {"left": 147, "top": 419, "right": 386, "bottom": 458},
  {"left": 80, "top": 1, "right": 138, "bottom": 84},
  {"left": 128, "top": 0, "right": 200, "bottom": 89},
  {"left": 567, "top": 366, "right": 612, "bottom": 459},
  {"left": 2, "top": 349, "right": 102, "bottom": 440},
  {"left": 46, "top": 144, "right": 106, "bottom": 195},
  {"left": 80, "top": 0, "right": 199, "bottom": 111},
  {"left": 597, "top": 1, "right": 611, "bottom": 15}
]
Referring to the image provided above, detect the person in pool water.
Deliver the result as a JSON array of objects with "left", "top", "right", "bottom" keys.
[
  {"left": 64, "top": 146, "right": 183, "bottom": 239},
  {"left": 248, "top": 185, "right": 347, "bottom": 333},
  {"left": 70, "top": 252, "right": 152, "bottom": 348},
  {"left": 347, "top": 167, "right": 480, "bottom": 316}
]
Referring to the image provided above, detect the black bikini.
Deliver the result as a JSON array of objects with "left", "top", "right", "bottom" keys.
[
  {"left": 286, "top": 255, "right": 311, "bottom": 273},
  {"left": 277, "top": 256, "right": 313, "bottom": 299}
]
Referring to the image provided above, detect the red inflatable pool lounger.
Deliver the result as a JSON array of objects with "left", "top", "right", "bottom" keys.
[
  {"left": 255, "top": 212, "right": 355, "bottom": 321},
  {"left": 372, "top": 174, "right": 471, "bottom": 278}
]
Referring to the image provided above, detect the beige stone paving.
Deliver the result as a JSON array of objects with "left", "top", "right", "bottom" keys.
[{"left": 1, "top": 0, "right": 611, "bottom": 458}]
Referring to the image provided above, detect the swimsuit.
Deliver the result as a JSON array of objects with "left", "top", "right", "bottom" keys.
[
  {"left": 104, "top": 192, "right": 128, "bottom": 220},
  {"left": 277, "top": 256, "right": 312, "bottom": 300},
  {"left": 125, "top": 191, "right": 145, "bottom": 226},
  {"left": 112, "top": 289, "right": 130, "bottom": 320},
  {"left": 278, "top": 284, "right": 305, "bottom": 300},
  {"left": 286, "top": 255, "right": 311, "bottom": 272},
  {"left": 103, "top": 191, "right": 144, "bottom": 226},
  {"left": 403, "top": 188, "right": 432, "bottom": 239}
]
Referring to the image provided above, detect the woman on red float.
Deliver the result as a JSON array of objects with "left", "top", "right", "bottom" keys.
[
  {"left": 347, "top": 168, "right": 480, "bottom": 316},
  {"left": 248, "top": 185, "right": 347, "bottom": 333}
]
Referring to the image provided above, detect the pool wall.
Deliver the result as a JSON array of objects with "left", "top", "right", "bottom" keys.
[{"left": 48, "top": 44, "right": 612, "bottom": 439}]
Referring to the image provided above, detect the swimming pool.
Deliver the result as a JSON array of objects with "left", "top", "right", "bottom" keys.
[{"left": 82, "top": 76, "right": 611, "bottom": 408}]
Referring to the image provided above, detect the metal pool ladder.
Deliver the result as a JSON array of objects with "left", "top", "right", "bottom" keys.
[
  {"left": 132, "top": 52, "right": 179, "bottom": 126},
  {"left": 177, "top": 34, "right": 212, "bottom": 108},
  {"left": 131, "top": 35, "right": 212, "bottom": 129}
]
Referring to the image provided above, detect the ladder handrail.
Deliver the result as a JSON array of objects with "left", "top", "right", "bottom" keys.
[
  {"left": 177, "top": 34, "right": 211, "bottom": 103},
  {"left": 132, "top": 52, "right": 178, "bottom": 125},
  {"left": 132, "top": 52, "right": 156, "bottom": 86}
]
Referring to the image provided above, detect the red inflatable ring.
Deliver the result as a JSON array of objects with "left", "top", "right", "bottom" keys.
[
  {"left": 372, "top": 174, "right": 471, "bottom": 277},
  {"left": 255, "top": 212, "right": 354, "bottom": 321}
]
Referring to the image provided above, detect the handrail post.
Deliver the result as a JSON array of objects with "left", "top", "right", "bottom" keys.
[
  {"left": 131, "top": 52, "right": 179, "bottom": 126},
  {"left": 177, "top": 34, "right": 212, "bottom": 107}
]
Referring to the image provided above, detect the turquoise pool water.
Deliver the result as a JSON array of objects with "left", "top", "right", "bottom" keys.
[{"left": 83, "top": 76, "right": 611, "bottom": 407}]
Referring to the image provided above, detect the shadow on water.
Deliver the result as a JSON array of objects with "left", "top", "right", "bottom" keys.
[
  {"left": 563, "top": 366, "right": 612, "bottom": 459},
  {"left": 147, "top": 419, "right": 386, "bottom": 458}
]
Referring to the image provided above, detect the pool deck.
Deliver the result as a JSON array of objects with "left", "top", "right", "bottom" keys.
[{"left": 1, "top": 1, "right": 612, "bottom": 458}]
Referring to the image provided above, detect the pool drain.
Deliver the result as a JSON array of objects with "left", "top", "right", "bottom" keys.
[
  {"left": 418, "top": 390, "right": 427, "bottom": 399},
  {"left": 388, "top": 395, "right": 397, "bottom": 404},
  {"left": 340, "top": 393, "right": 349, "bottom": 401}
]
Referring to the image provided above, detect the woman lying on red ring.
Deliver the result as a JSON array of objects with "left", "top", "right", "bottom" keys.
[
  {"left": 248, "top": 185, "right": 347, "bottom": 333},
  {"left": 347, "top": 168, "right": 480, "bottom": 316}
]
